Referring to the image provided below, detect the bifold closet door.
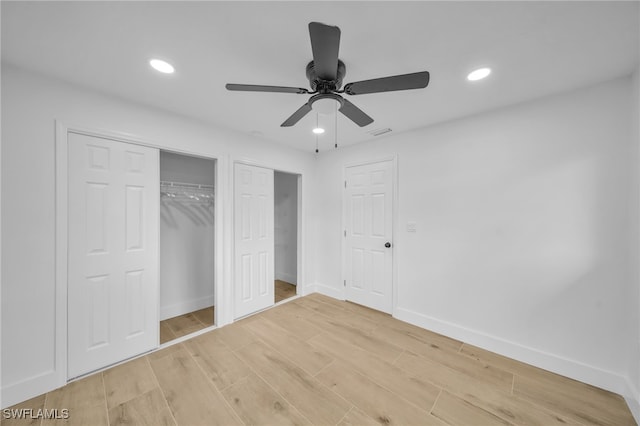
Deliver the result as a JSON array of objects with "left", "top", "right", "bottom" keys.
[
  {"left": 234, "top": 163, "right": 274, "bottom": 318},
  {"left": 68, "top": 132, "right": 159, "bottom": 378}
]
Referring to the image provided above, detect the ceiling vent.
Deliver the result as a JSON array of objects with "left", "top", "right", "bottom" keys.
[{"left": 367, "top": 128, "right": 392, "bottom": 137}]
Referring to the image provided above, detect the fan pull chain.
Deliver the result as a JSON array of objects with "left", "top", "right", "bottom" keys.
[
  {"left": 334, "top": 102, "right": 338, "bottom": 149},
  {"left": 315, "top": 113, "right": 319, "bottom": 153}
]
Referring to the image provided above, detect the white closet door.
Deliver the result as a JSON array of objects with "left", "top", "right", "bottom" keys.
[
  {"left": 345, "top": 160, "right": 394, "bottom": 313},
  {"left": 234, "top": 163, "right": 274, "bottom": 318},
  {"left": 68, "top": 132, "right": 159, "bottom": 378}
]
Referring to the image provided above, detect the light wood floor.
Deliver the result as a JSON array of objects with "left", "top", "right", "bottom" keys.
[
  {"left": 4, "top": 293, "right": 635, "bottom": 426},
  {"left": 160, "top": 281, "right": 295, "bottom": 345},
  {"left": 160, "top": 306, "right": 215, "bottom": 345},
  {"left": 275, "top": 279, "right": 296, "bottom": 303}
]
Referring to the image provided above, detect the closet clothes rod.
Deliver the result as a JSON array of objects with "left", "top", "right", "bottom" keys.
[
  {"left": 160, "top": 180, "right": 214, "bottom": 192},
  {"left": 160, "top": 180, "right": 214, "bottom": 204}
]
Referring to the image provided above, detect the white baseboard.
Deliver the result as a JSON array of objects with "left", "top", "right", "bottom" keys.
[
  {"left": 275, "top": 272, "right": 297, "bottom": 285},
  {"left": 2, "top": 370, "right": 62, "bottom": 409},
  {"left": 306, "top": 282, "right": 345, "bottom": 300},
  {"left": 160, "top": 295, "right": 214, "bottom": 321},
  {"left": 394, "top": 306, "right": 629, "bottom": 398},
  {"left": 625, "top": 377, "right": 640, "bottom": 424}
]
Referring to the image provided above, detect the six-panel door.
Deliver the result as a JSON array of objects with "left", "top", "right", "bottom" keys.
[
  {"left": 345, "top": 160, "right": 393, "bottom": 313},
  {"left": 234, "top": 163, "right": 275, "bottom": 319},
  {"left": 67, "top": 132, "right": 159, "bottom": 378}
]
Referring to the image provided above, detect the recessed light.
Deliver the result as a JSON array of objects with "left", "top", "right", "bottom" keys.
[
  {"left": 312, "top": 128, "right": 325, "bottom": 134},
  {"left": 150, "top": 59, "right": 175, "bottom": 74},
  {"left": 467, "top": 67, "right": 491, "bottom": 81}
]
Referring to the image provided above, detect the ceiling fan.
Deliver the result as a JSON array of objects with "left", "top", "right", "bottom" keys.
[{"left": 226, "top": 22, "right": 430, "bottom": 128}]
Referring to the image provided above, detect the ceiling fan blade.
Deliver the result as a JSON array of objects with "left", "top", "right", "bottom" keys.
[
  {"left": 339, "top": 98, "right": 373, "bottom": 127},
  {"left": 226, "top": 84, "right": 309, "bottom": 94},
  {"left": 308, "top": 22, "right": 341, "bottom": 81},
  {"left": 281, "top": 102, "right": 312, "bottom": 127},
  {"left": 343, "top": 71, "right": 430, "bottom": 95}
]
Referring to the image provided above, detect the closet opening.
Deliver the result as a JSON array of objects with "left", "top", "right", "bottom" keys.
[
  {"left": 158, "top": 151, "right": 216, "bottom": 344},
  {"left": 274, "top": 171, "right": 299, "bottom": 303}
]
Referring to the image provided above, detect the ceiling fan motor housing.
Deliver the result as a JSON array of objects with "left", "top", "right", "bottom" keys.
[{"left": 306, "top": 59, "right": 346, "bottom": 92}]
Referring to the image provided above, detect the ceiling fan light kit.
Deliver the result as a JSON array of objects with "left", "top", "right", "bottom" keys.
[{"left": 226, "top": 22, "right": 430, "bottom": 129}]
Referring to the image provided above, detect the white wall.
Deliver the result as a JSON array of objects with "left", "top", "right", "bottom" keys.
[
  {"left": 0, "top": 64, "right": 316, "bottom": 407},
  {"left": 629, "top": 65, "right": 640, "bottom": 418},
  {"left": 313, "top": 76, "right": 635, "bottom": 396},
  {"left": 275, "top": 171, "right": 298, "bottom": 285},
  {"left": 160, "top": 152, "right": 215, "bottom": 320}
]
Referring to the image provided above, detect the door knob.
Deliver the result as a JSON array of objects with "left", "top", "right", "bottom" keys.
[{"left": 385, "top": 242, "right": 391, "bottom": 248}]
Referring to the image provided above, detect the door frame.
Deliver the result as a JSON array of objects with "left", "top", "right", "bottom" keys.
[
  {"left": 341, "top": 155, "right": 399, "bottom": 315},
  {"left": 55, "top": 121, "right": 224, "bottom": 386},
  {"left": 231, "top": 158, "right": 305, "bottom": 319}
]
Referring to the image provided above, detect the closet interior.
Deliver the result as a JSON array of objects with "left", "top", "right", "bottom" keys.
[
  {"left": 274, "top": 171, "right": 298, "bottom": 303},
  {"left": 159, "top": 151, "right": 216, "bottom": 344}
]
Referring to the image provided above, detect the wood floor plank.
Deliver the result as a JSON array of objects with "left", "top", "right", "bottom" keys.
[
  {"left": 305, "top": 314, "right": 404, "bottom": 363},
  {"left": 514, "top": 372, "right": 636, "bottom": 425},
  {"left": 370, "top": 319, "right": 463, "bottom": 354},
  {"left": 102, "top": 357, "right": 158, "bottom": 409},
  {"left": 337, "top": 406, "right": 382, "bottom": 426},
  {"left": 163, "top": 313, "right": 203, "bottom": 338},
  {"left": 391, "top": 337, "right": 513, "bottom": 392},
  {"left": 316, "top": 360, "right": 448, "bottom": 426},
  {"left": 395, "top": 350, "right": 513, "bottom": 395},
  {"left": 234, "top": 340, "right": 350, "bottom": 425},
  {"left": 192, "top": 307, "right": 214, "bottom": 327},
  {"left": 259, "top": 306, "right": 325, "bottom": 341},
  {"left": 459, "top": 343, "right": 551, "bottom": 378},
  {"left": 148, "top": 346, "right": 242, "bottom": 425},
  {"left": 146, "top": 342, "right": 184, "bottom": 361},
  {"left": 309, "top": 332, "right": 440, "bottom": 410},
  {"left": 108, "top": 388, "right": 175, "bottom": 426},
  {"left": 397, "top": 350, "right": 578, "bottom": 425},
  {"left": 244, "top": 317, "right": 333, "bottom": 375},
  {"left": 275, "top": 280, "right": 296, "bottom": 304},
  {"left": 431, "top": 391, "right": 512, "bottom": 426},
  {"left": 183, "top": 332, "right": 252, "bottom": 391},
  {"left": 458, "top": 341, "right": 634, "bottom": 424},
  {"left": 221, "top": 373, "right": 311, "bottom": 425},
  {"left": 463, "top": 341, "right": 634, "bottom": 425},
  {"left": 214, "top": 321, "right": 259, "bottom": 351},
  {"left": 42, "top": 373, "right": 107, "bottom": 426},
  {"left": 294, "top": 297, "right": 379, "bottom": 332},
  {"left": 159, "top": 321, "right": 176, "bottom": 345}
]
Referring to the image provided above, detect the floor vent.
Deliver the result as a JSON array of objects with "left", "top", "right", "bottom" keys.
[{"left": 367, "top": 128, "right": 392, "bottom": 137}]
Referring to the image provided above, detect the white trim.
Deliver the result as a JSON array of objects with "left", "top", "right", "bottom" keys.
[
  {"left": 395, "top": 306, "right": 631, "bottom": 397},
  {"left": 160, "top": 296, "right": 215, "bottom": 321},
  {"left": 309, "top": 282, "right": 346, "bottom": 300},
  {"left": 1, "top": 371, "right": 60, "bottom": 409},
  {"left": 296, "top": 173, "right": 304, "bottom": 296},
  {"left": 625, "top": 377, "right": 640, "bottom": 424},
  {"left": 341, "top": 155, "right": 398, "bottom": 314}
]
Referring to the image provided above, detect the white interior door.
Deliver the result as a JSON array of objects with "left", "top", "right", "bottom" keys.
[
  {"left": 68, "top": 132, "right": 159, "bottom": 378},
  {"left": 344, "top": 160, "right": 394, "bottom": 313},
  {"left": 234, "top": 163, "right": 274, "bottom": 319}
]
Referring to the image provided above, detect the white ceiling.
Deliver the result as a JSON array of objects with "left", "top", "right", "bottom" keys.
[{"left": 2, "top": 1, "right": 639, "bottom": 151}]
